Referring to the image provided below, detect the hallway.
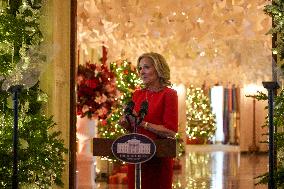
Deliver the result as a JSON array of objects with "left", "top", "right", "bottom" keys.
[{"left": 96, "top": 145, "right": 268, "bottom": 189}]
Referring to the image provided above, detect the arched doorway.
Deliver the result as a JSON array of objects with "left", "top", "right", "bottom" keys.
[{"left": 70, "top": 0, "right": 273, "bottom": 188}]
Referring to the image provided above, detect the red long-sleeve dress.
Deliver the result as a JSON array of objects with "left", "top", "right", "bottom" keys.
[{"left": 128, "top": 87, "right": 178, "bottom": 189}]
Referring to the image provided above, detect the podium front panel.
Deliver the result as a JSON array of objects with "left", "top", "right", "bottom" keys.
[{"left": 93, "top": 138, "right": 176, "bottom": 158}]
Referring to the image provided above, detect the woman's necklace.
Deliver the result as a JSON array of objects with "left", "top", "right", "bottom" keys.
[
  {"left": 145, "top": 86, "right": 164, "bottom": 102},
  {"left": 145, "top": 90, "right": 154, "bottom": 102},
  {"left": 146, "top": 86, "right": 164, "bottom": 92}
]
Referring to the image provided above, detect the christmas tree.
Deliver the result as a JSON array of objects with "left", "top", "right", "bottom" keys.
[
  {"left": 98, "top": 60, "right": 142, "bottom": 139},
  {"left": 185, "top": 85, "right": 216, "bottom": 143}
]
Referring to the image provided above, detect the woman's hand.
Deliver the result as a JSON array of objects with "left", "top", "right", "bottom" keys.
[
  {"left": 119, "top": 115, "right": 136, "bottom": 132},
  {"left": 142, "top": 121, "right": 176, "bottom": 138}
]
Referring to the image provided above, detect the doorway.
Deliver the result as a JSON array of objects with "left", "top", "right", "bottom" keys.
[{"left": 70, "top": 0, "right": 272, "bottom": 188}]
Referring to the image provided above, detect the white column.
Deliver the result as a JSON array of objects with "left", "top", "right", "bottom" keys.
[
  {"left": 76, "top": 116, "right": 97, "bottom": 189},
  {"left": 210, "top": 86, "right": 224, "bottom": 143}
]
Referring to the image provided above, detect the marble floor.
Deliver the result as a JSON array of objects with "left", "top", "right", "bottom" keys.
[{"left": 95, "top": 145, "right": 268, "bottom": 189}]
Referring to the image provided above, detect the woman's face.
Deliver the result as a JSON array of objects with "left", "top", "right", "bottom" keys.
[{"left": 138, "top": 57, "right": 159, "bottom": 87}]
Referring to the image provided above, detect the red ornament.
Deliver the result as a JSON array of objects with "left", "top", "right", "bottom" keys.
[{"left": 123, "top": 70, "right": 129, "bottom": 75}]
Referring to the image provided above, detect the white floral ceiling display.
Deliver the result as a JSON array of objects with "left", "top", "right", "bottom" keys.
[{"left": 77, "top": 0, "right": 272, "bottom": 86}]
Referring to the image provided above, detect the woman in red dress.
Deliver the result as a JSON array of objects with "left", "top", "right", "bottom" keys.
[{"left": 120, "top": 52, "right": 178, "bottom": 189}]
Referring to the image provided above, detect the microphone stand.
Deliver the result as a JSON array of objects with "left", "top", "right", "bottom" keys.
[
  {"left": 8, "top": 85, "right": 23, "bottom": 189},
  {"left": 124, "top": 100, "right": 148, "bottom": 189},
  {"left": 125, "top": 114, "right": 144, "bottom": 189},
  {"left": 135, "top": 116, "right": 145, "bottom": 189}
]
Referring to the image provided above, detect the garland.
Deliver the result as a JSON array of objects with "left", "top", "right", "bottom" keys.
[
  {"left": 0, "top": 0, "right": 43, "bottom": 76},
  {"left": 264, "top": 0, "right": 284, "bottom": 70},
  {"left": 255, "top": 2, "right": 284, "bottom": 187}
]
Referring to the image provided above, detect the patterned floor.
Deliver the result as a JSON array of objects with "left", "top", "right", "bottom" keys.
[{"left": 95, "top": 145, "right": 268, "bottom": 189}]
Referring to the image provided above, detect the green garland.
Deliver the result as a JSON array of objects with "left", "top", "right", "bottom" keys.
[
  {"left": 264, "top": 0, "right": 284, "bottom": 70},
  {"left": 254, "top": 91, "right": 284, "bottom": 187},
  {"left": 256, "top": 1, "right": 284, "bottom": 187}
]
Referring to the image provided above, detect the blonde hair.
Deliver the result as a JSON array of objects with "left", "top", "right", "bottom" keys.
[{"left": 137, "top": 52, "right": 171, "bottom": 86}]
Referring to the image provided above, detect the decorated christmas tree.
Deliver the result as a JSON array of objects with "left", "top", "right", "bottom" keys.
[
  {"left": 185, "top": 85, "right": 216, "bottom": 143},
  {"left": 98, "top": 60, "right": 141, "bottom": 139}
]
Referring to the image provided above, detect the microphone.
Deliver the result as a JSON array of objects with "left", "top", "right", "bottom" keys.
[
  {"left": 139, "top": 100, "right": 148, "bottom": 119},
  {"left": 124, "top": 101, "right": 135, "bottom": 116}
]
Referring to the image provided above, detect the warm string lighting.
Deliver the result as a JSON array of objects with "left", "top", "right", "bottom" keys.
[
  {"left": 0, "top": 86, "right": 67, "bottom": 187},
  {"left": 98, "top": 60, "right": 141, "bottom": 139},
  {"left": 0, "top": 1, "right": 48, "bottom": 91}
]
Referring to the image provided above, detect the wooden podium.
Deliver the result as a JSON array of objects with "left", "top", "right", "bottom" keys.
[
  {"left": 93, "top": 137, "right": 176, "bottom": 188},
  {"left": 93, "top": 138, "right": 176, "bottom": 157}
]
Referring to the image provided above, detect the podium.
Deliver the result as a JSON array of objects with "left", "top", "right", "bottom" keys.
[
  {"left": 93, "top": 136, "right": 176, "bottom": 188},
  {"left": 93, "top": 138, "right": 176, "bottom": 157}
]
